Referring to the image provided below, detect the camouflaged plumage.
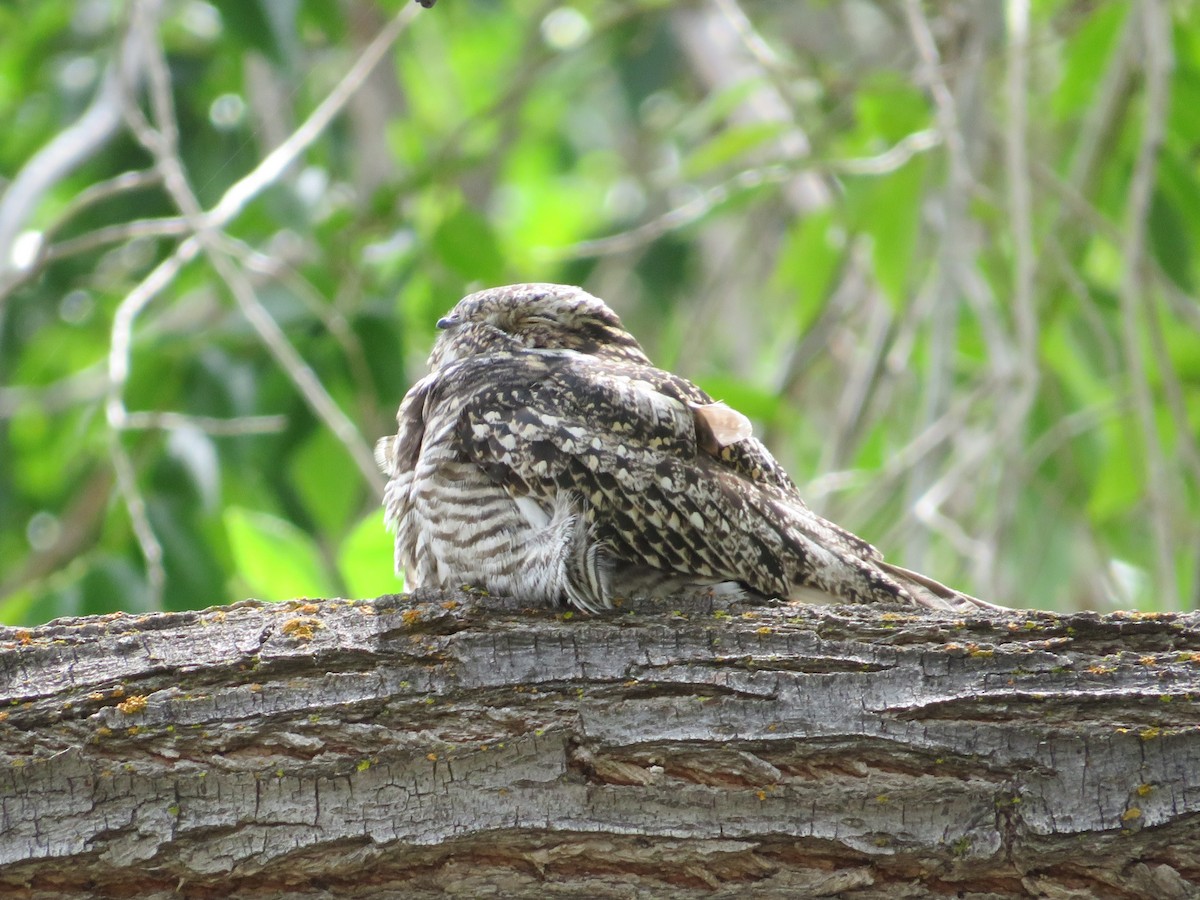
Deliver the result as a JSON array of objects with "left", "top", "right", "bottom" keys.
[{"left": 377, "top": 283, "right": 999, "bottom": 613}]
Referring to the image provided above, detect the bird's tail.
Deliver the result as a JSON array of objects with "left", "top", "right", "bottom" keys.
[{"left": 877, "top": 561, "right": 1007, "bottom": 612}]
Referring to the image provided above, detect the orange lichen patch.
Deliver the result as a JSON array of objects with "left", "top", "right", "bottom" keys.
[
  {"left": 16, "top": 630, "right": 32, "bottom": 645},
  {"left": 401, "top": 608, "right": 422, "bottom": 626},
  {"left": 441, "top": 600, "right": 459, "bottom": 610},
  {"left": 281, "top": 617, "right": 321, "bottom": 640},
  {"left": 1087, "top": 664, "right": 1116, "bottom": 675},
  {"left": 247, "top": 683, "right": 263, "bottom": 693},
  {"left": 1122, "top": 808, "right": 1142, "bottom": 822},
  {"left": 297, "top": 603, "right": 320, "bottom": 614},
  {"left": 117, "top": 695, "right": 148, "bottom": 715},
  {"left": 756, "top": 626, "right": 773, "bottom": 635},
  {"left": 1139, "top": 655, "right": 1158, "bottom": 666},
  {"left": 427, "top": 753, "right": 439, "bottom": 762}
]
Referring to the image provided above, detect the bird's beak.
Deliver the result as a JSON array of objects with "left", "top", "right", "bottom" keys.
[{"left": 436, "top": 316, "right": 459, "bottom": 330}]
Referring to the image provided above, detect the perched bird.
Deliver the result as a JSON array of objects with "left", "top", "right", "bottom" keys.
[{"left": 377, "top": 283, "right": 1000, "bottom": 613}]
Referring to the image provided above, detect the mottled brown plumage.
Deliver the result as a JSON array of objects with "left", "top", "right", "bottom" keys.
[{"left": 377, "top": 283, "right": 1000, "bottom": 613}]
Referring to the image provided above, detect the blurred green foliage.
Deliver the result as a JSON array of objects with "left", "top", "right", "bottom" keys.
[{"left": 1, "top": 0, "right": 1198, "bottom": 623}]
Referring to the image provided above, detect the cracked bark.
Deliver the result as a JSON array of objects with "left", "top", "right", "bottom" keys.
[{"left": 1, "top": 591, "right": 1199, "bottom": 899}]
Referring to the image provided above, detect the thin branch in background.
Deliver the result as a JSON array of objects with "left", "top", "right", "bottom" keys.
[
  {"left": 900, "top": 0, "right": 982, "bottom": 568},
  {"left": 911, "top": 432, "right": 996, "bottom": 565},
  {"left": 107, "top": 430, "right": 165, "bottom": 607},
  {"left": 101, "top": 0, "right": 418, "bottom": 602},
  {"left": 121, "top": 411, "right": 288, "bottom": 435},
  {"left": 215, "top": 241, "right": 388, "bottom": 495},
  {"left": 41, "top": 217, "right": 190, "bottom": 263},
  {"left": 1065, "top": 17, "right": 1135, "bottom": 196},
  {"left": 1142, "top": 281, "right": 1200, "bottom": 486},
  {"left": 1031, "top": 156, "right": 1200, "bottom": 327},
  {"left": 0, "top": 367, "right": 108, "bottom": 419},
  {"left": 1023, "top": 401, "right": 1123, "bottom": 478},
  {"left": 1028, "top": 159, "right": 1200, "bottom": 503},
  {"left": 1117, "top": 0, "right": 1179, "bottom": 608},
  {"left": 0, "top": 29, "right": 148, "bottom": 289},
  {"left": 554, "top": 165, "right": 794, "bottom": 260},
  {"left": 829, "top": 130, "right": 941, "bottom": 175},
  {"left": 232, "top": 241, "right": 386, "bottom": 438},
  {"left": 7, "top": 170, "right": 166, "bottom": 287},
  {"left": 122, "top": 0, "right": 387, "bottom": 494},
  {"left": 986, "top": 0, "right": 1040, "bottom": 598},
  {"left": 0, "top": 166, "right": 163, "bottom": 299},
  {"left": 208, "top": 8, "right": 421, "bottom": 228},
  {"left": 677, "top": 0, "right": 829, "bottom": 212},
  {"left": 556, "top": 128, "right": 943, "bottom": 262},
  {"left": 819, "top": 279, "right": 892, "bottom": 475}
]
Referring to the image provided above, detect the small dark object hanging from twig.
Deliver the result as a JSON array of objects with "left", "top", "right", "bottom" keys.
[{"left": 416, "top": 0, "right": 436, "bottom": 7}]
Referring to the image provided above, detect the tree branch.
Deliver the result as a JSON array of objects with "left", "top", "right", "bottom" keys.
[{"left": 2, "top": 593, "right": 1198, "bottom": 897}]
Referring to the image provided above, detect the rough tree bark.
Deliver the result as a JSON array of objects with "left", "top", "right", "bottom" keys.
[{"left": 1, "top": 591, "right": 1198, "bottom": 899}]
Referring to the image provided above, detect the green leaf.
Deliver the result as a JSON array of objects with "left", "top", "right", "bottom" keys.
[
  {"left": 224, "top": 507, "right": 336, "bottom": 600},
  {"left": 683, "top": 122, "right": 790, "bottom": 177},
  {"left": 288, "top": 429, "right": 361, "bottom": 536},
  {"left": 852, "top": 79, "right": 930, "bottom": 145},
  {"left": 432, "top": 204, "right": 505, "bottom": 283},
  {"left": 1087, "top": 423, "right": 1143, "bottom": 522},
  {"left": 770, "top": 210, "right": 842, "bottom": 329},
  {"left": 338, "top": 510, "right": 404, "bottom": 599},
  {"left": 693, "top": 376, "right": 782, "bottom": 423},
  {"left": 844, "top": 157, "right": 926, "bottom": 307},
  {"left": 1052, "top": 2, "right": 1129, "bottom": 118},
  {"left": 1148, "top": 191, "right": 1194, "bottom": 292}
]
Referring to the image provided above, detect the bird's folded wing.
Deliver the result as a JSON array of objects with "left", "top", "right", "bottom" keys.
[{"left": 449, "top": 352, "right": 884, "bottom": 599}]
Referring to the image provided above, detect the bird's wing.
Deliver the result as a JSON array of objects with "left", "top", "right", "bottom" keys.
[
  {"left": 447, "top": 351, "right": 901, "bottom": 603},
  {"left": 604, "top": 362, "right": 803, "bottom": 497}
]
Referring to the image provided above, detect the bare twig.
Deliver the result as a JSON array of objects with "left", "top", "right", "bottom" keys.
[
  {"left": 0, "top": 367, "right": 108, "bottom": 419},
  {"left": 900, "top": 0, "right": 973, "bottom": 565},
  {"left": 1030, "top": 156, "right": 1200, "bottom": 333},
  {"left": 986, "top": 0, "right": 1041, "bottom": 594},
  {"left": 42, "top": 217, "right": 191, "bottom": 262},
  {"left": 0, "top": 170, "right": 166, "bottom": 297},
  {"left": 121, "top": 0, "right": 387, "bottom": 494},
  {"left": 830, "top": 130, "right": 942, "bottom": 176},
  {"left": 107, "top": 428, "right": 165, "bottom": 606},
  {"left": 231, "top": 241, "right": 386, "bottom": 438},
  {"left": 676, "top": 1, "right": 828, "bottom": 211},
  {"left": 100, "top": 0, "right": 417, "bottom": 601},
  {"left": 554, "top": 127, "right": 944, "bottom": 262},
  {"left": 1117, "top": 0, "right": 1178, "bottom": 607},
  {"left": 122, "top": 411, "right": 288, "bottom": 435},
  {"left": 0, "top": 33, "right": 147, "bottom": 287}
]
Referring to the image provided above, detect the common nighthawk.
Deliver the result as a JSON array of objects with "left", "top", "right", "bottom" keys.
[{"left": 376, "top": 283, "right": 1000, "bottom": 613}]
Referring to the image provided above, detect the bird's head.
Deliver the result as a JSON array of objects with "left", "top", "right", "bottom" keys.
[{"left": 427, "top": 283, "right": 652, "bottom": 370}]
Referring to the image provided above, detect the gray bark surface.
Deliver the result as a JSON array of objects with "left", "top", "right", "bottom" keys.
[{"left": 1, "top": 591, "right": 1199, "bottom": 898}]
